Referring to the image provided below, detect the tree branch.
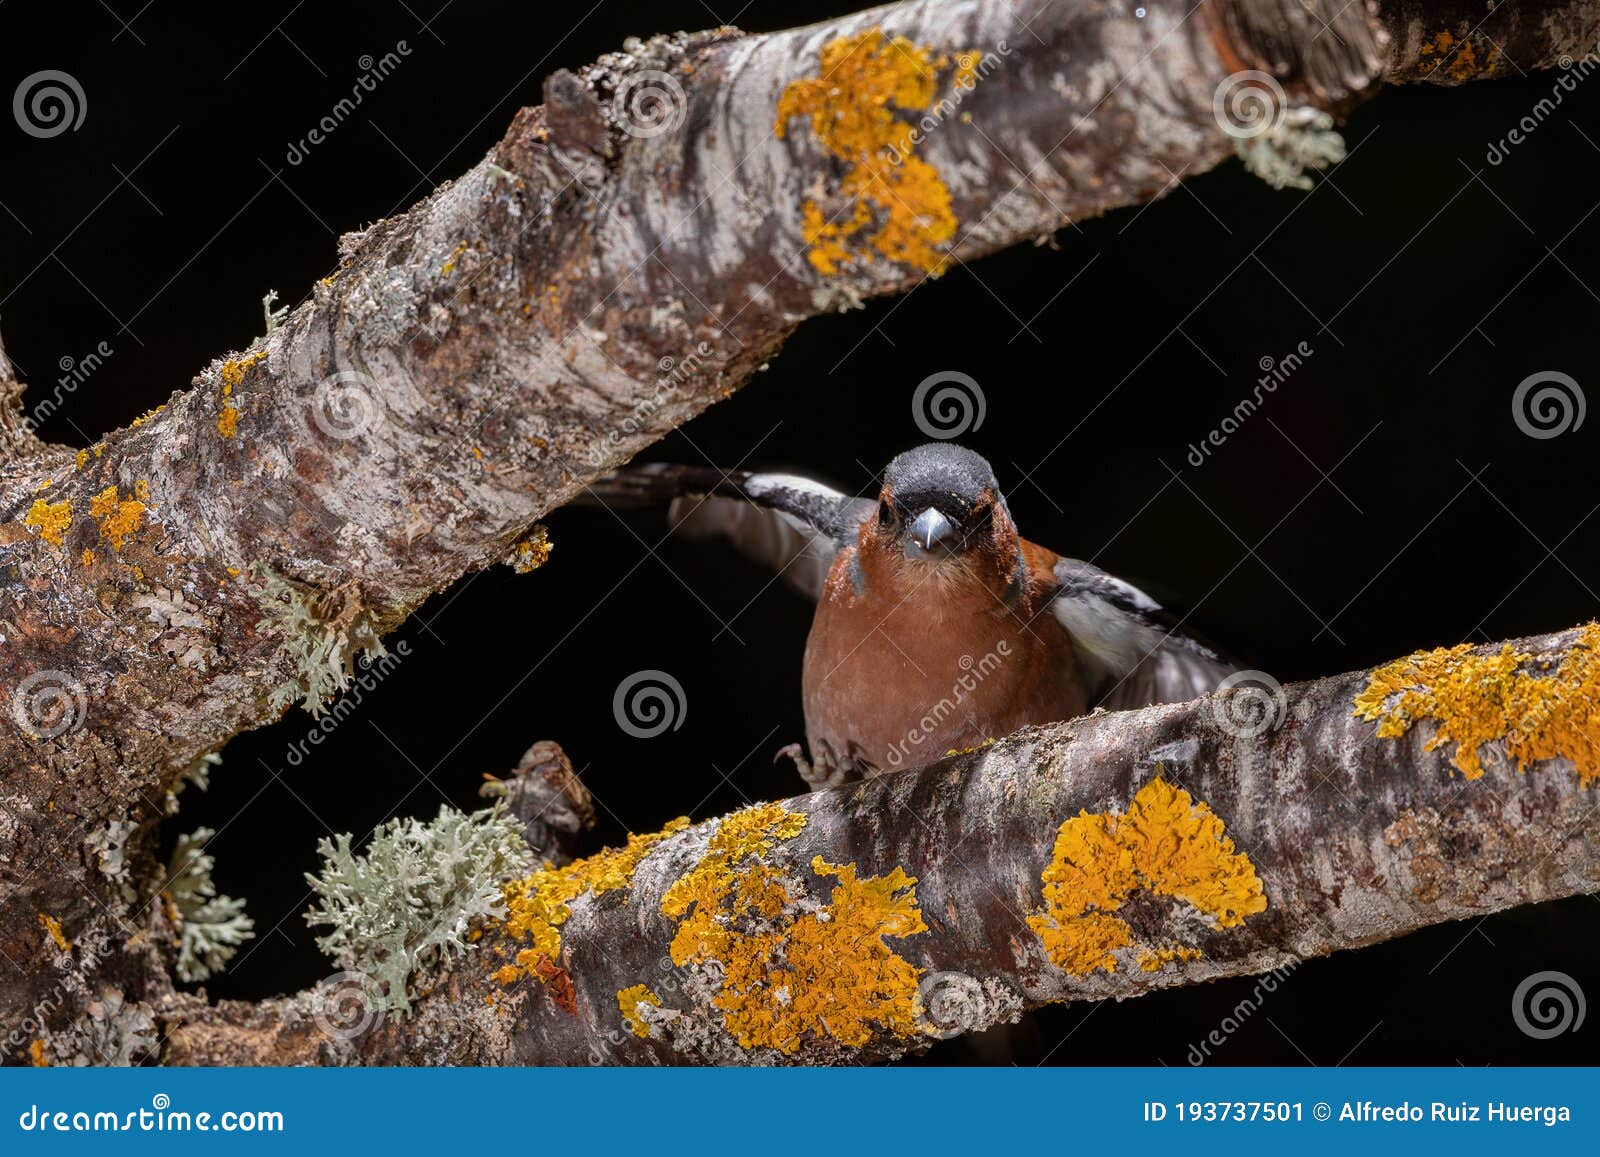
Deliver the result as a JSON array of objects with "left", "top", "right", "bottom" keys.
[{"left": 156, "top": 626, "right": 1600, "bottom": 1066}]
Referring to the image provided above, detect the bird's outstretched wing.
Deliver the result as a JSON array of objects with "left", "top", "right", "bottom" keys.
[
  {"left": 1049, "top": 557, "right": 1238, "bottom": 711},
  {"left": 580, "top": 464, "right": 871, "bottom": 600}
]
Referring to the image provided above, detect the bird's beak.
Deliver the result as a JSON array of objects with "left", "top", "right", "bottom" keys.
[{"left": 906, "top": 507, "right": 958, "bottom": 557}]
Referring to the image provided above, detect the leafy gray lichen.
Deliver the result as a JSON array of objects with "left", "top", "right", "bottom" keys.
[
  {"left": 168, "top": 828, "right": 256, "bottom": 983},
  {"left": 304, "top": 803, "right": 533, "bottom": 1016},
  {"left": 250, "top": 563, "right": 385, "bottom": 716},
  {"left": 1237, "top": 108, "right": 1346, "bottom": 191},
  {"left": 68, "top": 989, "right": 159, "bottom": 1066}
]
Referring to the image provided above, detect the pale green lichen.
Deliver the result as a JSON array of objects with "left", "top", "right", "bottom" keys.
[
  {"left": 306, "top": 803, "right": 533, "bottom": 1016},
  {"left": 1236, "top": 108, "right": 1345, "bottom": 191},
  {"left": 251, "top": 563, "right": 386, "bottom": 716},
  {"left": 167, "top": 828, "right": 255, "bottom": 984}
]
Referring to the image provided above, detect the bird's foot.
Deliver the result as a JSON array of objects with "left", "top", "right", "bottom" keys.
[{"left": 775, "top": 742, "right": 859, "bottom": 791}]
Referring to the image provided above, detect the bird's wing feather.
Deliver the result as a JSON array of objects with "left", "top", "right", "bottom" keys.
[
  {"left": 1049, "top": 557, "right": 1238, "bottom": 710},
  {"left": 580, "top": 464, "right": 870, "bottom": 600}
]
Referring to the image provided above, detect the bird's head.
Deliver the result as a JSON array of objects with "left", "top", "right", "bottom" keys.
[{"left": 873, "top": 443, "right": 1016, "bottom": 565}]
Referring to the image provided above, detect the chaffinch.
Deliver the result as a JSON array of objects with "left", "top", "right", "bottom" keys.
[{"left": 590, "top": 443, "right": 1236, "bottom": 788}]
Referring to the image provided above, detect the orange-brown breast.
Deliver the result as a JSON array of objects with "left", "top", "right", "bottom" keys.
[{"left": 800, "top": 520, "right": 1086, "bottom": 778}]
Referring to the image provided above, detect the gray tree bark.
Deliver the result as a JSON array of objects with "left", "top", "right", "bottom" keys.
[{"left": 3, "top": 0, "right": 1598, "bottom": 1066}]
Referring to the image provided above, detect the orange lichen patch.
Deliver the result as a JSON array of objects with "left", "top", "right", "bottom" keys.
[
  {"left": 1353, "top": 624, "right": 1600, "bottom": 785},
  {"left": 28, "top": 1039, "right": 48, "bottom": 1066},
  {"left": 509, "top": 527, "right": 552, "bottom": 574},
  {"left": 1137, "top": 945, "right": 1203, "bottom": 973},
  {"left": 217, "top": 405, "right": 240, "bottom": 439},
  {"left": 88, "top": 484, "right": 145, "bottom": 551},
  {"left": 440, "top": 240, "right": 469, "bottom": 277},
  {"left": 80, "top": 549, "right": 95, "bottom": 567},
  {"left": 22, "top": 499, "right": 71, "bottom": 546},
  {"left": 75, "top": 449, "right": 89, "bottom": 469},
  {"left": 38, "top": 912, "right": 70, "bottom": 952},
  {"left": 128, "top": 404, "right": 164, "bottom": 428},
  {"left": 496, "top": 816, "right": 690, "bottom": 988},
  {"left": 661, "top": 804, "right": 929, "bottom": 1053},
  {"left": 1027, "top": 777, "right": 1266, "bottom": 978},
  {"left": 774, "top": 28, "right": 969, "bottom": 276},
  {"left": 220, "top": 349, "right": 266, "bottom": 394},
  {"left": 618, "top": 983, "right": 661, "bottom": 1038}
]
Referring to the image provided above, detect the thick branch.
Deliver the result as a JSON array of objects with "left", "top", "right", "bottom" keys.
[{"left": 161, "top": 627, "right": 1600, "bottom": 1066}]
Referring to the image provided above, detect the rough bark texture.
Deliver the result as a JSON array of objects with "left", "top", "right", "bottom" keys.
[
  {"left": 4, "top": 0, "right": 1599, "bottom": 1066},
  {"left": 160, "top": 627, "right": 1600, "bottom": 1066}
]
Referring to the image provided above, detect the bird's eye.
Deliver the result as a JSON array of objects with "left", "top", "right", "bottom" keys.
[{"left": 878, "top": 500, "right": 895, "bottom": 526}]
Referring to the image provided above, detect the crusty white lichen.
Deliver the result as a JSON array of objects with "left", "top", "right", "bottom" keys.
[
  {"left": 250, "top": 563, "right": 385, "bottom": 716},
  {"left": 304, "top": 803, "right": 533, "bottom": 1016},
  {"left": 167, "top": 828, "right": 255, "bottom": 984}
]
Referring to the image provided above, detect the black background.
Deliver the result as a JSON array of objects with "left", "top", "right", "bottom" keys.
[{"left": 3, "top": 1, "right": 1598, "bottom": 1064}]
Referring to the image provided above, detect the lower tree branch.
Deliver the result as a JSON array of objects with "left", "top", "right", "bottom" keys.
[{"left": 154, "top": 626, "right": 1600, "bottom": 1066}]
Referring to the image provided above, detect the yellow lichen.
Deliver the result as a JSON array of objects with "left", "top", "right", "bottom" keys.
[
  {"left": 1353, "top": 624, "right": 1600, "bottom": 784},
  {"left": 1137, "top": 945, "right": 1204, "bottom": 973},
  {"left": 509, "top": 527, "right": 552, "bottom": 574},
  {"left": 617, "top": 983, "right": 661, "bottom": 1038},
  {"left": 75, "top": 449, "right": 89, "bottom": 469},
  {"left": 217, "top": 405, "right": 240, "bottom": 439},
  {"left": 220, "top": 350, "right": 266, "bottom": 393},
  {"left": 774, "top": 28, "right": 969, "bottom": 276},
  {"left": 28, "top": 1040, "right": 48, "bottom": 1066},
  {"left": 22, "top": 499, "right": 71, "bottom": 546},
  {"left": 661, "top": 804, "right": 928, "bottom": 1053},
  {"left": 1027, "top": 777, "right": 1266, "bottom": 977},
  {"left": 440, "top": 240, "right": 469, "bottom": 277},
  {"left": 38, "top": 912, "right": 70, "bottom": 952},
  {"left": 89, "top": 485, "right": 144, "bottom": 551},
  {"left": 497, "top": 817, "right": 690, "bottom": 987},
  {"left": 80, "top": 549, "right": 94, "bottom": 567}
]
